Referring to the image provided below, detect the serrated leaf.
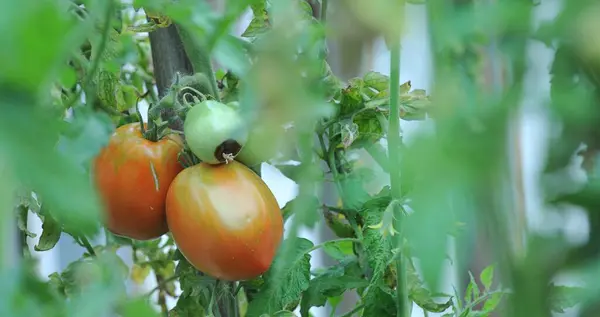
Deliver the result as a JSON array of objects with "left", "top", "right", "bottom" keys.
[
  {"left": 321, "top": 239, "right": 354, "bottom": 260},
  {"left": 241, "top": 2, "right": 270, "bottom": 38},
  {"left": 362, "top": 213, "right": 393, "bottom": 282},
  {"left": 548, "top": 285, "right": 585, "bottom": 313},
  {"left": 465, "top": 272, "right": 480, "bottom": 304},
  {"left": 407, "top": 263, "right": 453, "bottom": 313},
  {"left": 300, "top": 276, "right": 368, "bottom": 316},
  {"left": 246, "top": 238, "right": 313, "bottom": 317},
  {"left": 300, "top": 258, "right": 366, "bottom": 316},
  {"left": 482, "top": 291, "right": 504, "bottom": 313},
  {"left": 363, "top": 285, "right": 396, "bottom": 316},
  {"left": 34, "top": 208, "right": 62, "bottom": 252},
  {"left": 363, "top": 71, "right": 389, "bottom": 92},
  {"left": 480, "top": 265, "right": 495, "bottom": 291},
  {"left": 340, "top": 120, "right": 359, "bottom": 149},
  {"left": 280, "top": 196, "right": 320, "bottom": 222},
  {"left": 16, "top": 204, "right": 36, "bottom": 238}
]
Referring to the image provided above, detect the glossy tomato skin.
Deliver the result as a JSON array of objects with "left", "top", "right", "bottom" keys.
[
  {"left": 94, "top": 123, "right": 184, "bottom": 240},
  {"left": 166, "top": 161, "right": 283, "bottom": 281}
]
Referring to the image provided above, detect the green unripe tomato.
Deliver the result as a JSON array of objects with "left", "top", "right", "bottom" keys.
[{"left": 183, "top": 100, "right": 248, "bottom": 164}]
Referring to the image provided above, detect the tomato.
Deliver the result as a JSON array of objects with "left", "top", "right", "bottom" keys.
[
  {"left": 166, "top": 161, "right": 283, "bottom": 281},
  {"left": 94, "top": 123, "right": 184, "bottom": 240},
  {"left": 183, "top": 100, "right": 248, "bottom": 164}
]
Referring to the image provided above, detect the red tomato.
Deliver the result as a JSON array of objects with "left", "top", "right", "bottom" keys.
[
  {"left": 166, "top": 161, "right": 283, "bottom": 281},
  {"left": 94, "top": 123, "right": 184, "bottom": 240}
]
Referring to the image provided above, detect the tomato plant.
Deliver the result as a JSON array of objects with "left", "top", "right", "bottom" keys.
[
  {"left": 166, "top": 161, "right": 283, "bottom": 281},
  {"left": 5, "top": 0, "right": 600, "bottom": 317},
  {"left": 94, "top": 123, "right": 184, "bottom": 240}
]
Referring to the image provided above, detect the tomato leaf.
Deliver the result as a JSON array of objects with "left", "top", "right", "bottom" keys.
[
  {"left": 300, "top": 259, "right": 368, "bottom": 316},
  {"left": 15, "top": 204, "right": 36, "bottom": 239},
  {"left": 241, "top": 2, "right": 270, "bottom": 39},
  {"left": 548, "top": 285, "right": 585, "bottom": 313},
  {"left": 480, "top": 264, "right": 495, "bottom": 291},
  {"left": 363, "top": 71, "right": 389, "bottom": 92},
  {"left": 321, "top": 238, "right": 355, "bottom": 261},
  {"left": 361, "top": 201, "right": 393, "bottom": 281},
  {"left": 362, "top": 285, "right": 396, "bottom": 316},
  {"left": 280, "top": 196, "right": 320, "bottom": 222},
  {"left": 482, "top": 291, "right": 504, "bottom": 313},
  {"left": 245, "top": 237, "right": 313, "bottom": 317},
  {"left": 34, "top": 206, "right": 62, "bottom": 252},
  {"left": 407, "top": 264, "right": 453, "bottom": 313}
]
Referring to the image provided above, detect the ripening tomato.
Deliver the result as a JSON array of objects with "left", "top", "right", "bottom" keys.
[
  {"left": 166, "top": 161, "right": 283, "bottom": 281},
  {"left": 94, "top": 123, "right": 184, "bottom": 240}
]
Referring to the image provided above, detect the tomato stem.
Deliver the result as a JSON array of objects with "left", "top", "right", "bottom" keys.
[
  {"left": 135, "top": 97, "right": 146, "bottom": 136},
  {"left": 387, "top": 29, "right": 411, "bottom": 317}
]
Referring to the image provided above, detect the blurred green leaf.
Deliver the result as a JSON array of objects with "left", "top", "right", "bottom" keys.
[
  {"left": 34, "top": 206, "right": 62, "bottom": 252},
  {"left": 465, "top": 272, "right": 481, "bottom": 304},
  {"left": 0, "top": 0, "right": 88, "bottom": 91},
  {"left": 548, "top": 285, "right": 585, "bottom": 313},
  {"left": 281, "top": 196, "right": 320, "bottom": 222},
  {"left": 120, "top": 297, "right": 160, "bottom": 317},
  {"left": 16, "top": 204, "right": 36, "bottom": 238},
  {"left": 242, "top": 2, "right": 270, "bottom": 39},
  {"left": 0, "top": 101, "right": 103, "bottom": 237},
  {"left": 246, "top": 237, "right": 313, "bottom": 317},
  {"left": 407, "top": 264, "right": 453, "bottom": 312},
  {"left": 480, "top": 264, "right": 495, "bottom": 291}
]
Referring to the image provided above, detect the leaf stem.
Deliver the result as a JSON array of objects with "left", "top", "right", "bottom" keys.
[
  {"left": 79, "top": 235, "right": 96, "bottom": 256},
  {"left": 387, "top": 35, "right": 410, "bottom": 317},
  {"left": 147, "top": 274, "right": 179, "bottom": 296}
]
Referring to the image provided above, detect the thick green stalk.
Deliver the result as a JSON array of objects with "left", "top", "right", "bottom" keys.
[
  {"left": 388, "top": 37, "right": 410, "bottom": 317},
  {"left": 175, "top": 24, "right": 221, "bottom": 102}
]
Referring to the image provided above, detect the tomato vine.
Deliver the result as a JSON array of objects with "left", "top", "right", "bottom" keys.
[{"left": 5, "top": 0, "right": 600, "bottom": 317}]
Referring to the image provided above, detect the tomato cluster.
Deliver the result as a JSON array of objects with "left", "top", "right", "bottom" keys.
[{"left": 93, "top": 100, "right": 284, "bottom": 281}]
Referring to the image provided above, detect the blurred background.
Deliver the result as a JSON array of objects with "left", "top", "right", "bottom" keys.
[{"left": 10, "top": 0, "right": 587, "bottom": 316}]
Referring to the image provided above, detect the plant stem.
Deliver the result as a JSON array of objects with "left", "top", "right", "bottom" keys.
[
  {"left": 339, "top": 304, "right": 364, "bottom": 317},
  {"left": 155, "top": 272, "right": 168, "bottom": 316},
  {"left": 79, "top": 235, "right": 96, "bottom": 256},
  {"left": 321, "top": 0, "right": 328, "bottom": 22},
  {"left": 175, "top": 24, "right": 220, "bottom": 101},
  {"left": 387, "top": 36, "right": 410, "bottom": 317},
  {"left": 147, "top": 274, "right": 179, "bottom": 295}
]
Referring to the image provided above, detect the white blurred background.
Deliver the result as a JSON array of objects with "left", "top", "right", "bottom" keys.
[{"left": 19, "top": 0, "right": 589, "bottom": 316}]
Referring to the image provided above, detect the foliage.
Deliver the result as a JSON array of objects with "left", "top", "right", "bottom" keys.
[{"left": 2, "top": 0, "right": 600, "bottom": 316}]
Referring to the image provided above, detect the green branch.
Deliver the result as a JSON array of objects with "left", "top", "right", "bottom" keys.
[{"left": 387, "top": 37, "right": 410, "bottom": 317}]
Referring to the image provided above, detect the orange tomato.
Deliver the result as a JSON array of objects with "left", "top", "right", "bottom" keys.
[
  {"left": 166, "top": 161, "right": 283, "bottom": 281},
  {"left": 94, "top": 123, "right": 184, "bottom": 240}
]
